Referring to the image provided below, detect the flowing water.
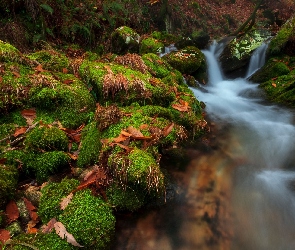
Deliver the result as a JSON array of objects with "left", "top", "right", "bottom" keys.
[{"left": 114, "top": 42, "right": 295, "bottom": 250}]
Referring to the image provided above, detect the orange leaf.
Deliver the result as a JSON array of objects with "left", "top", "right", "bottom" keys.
[
  {"left": 172, "top": 103, "right": 189, "bottom": 112},
  {"left": 67, "top": 153, "right": 78, "bottom": 160},
  {"left": 63, "top": 79, "right": 74, "bottom": 85},
  {"left": 13, "top": 127, "right": 27, "bottom": 137},
  {"left": 6, "top": 200, "right": 19, "bottom": 223},
  {"left": 113, "top": 133, "right": 129, "bottom": 143},
  {"left": 62, "top": 68, "right": 68, "bottom": 74},
  {"left": 54, "top": 222, "right": 84, "bottom": 247},
  {"left": 139, "top": 124, "right": 149, "bottom": 130},
  {"left": 35, "top": 64, "right": 45, "bottom": 72},
  {"left": 272, "top": 83, "right": 277, "bottom": 87},
  {"left": 0, "top": 229, "right": 10, "bottom": 245},
  {"left": 23, "top": 198, "right": 39, "bottom": 222},
  {"left": 60, "top": 193, "right": 73, "bottom": 210},
  {"left": 163, "top": 123, "right": 174, "bottom": 137},
  {"left": 27, "top": 220, "right": 38, "bottom": 234},
  {"left": 41, "top": 218, "right": 57, "bottom": 234}
]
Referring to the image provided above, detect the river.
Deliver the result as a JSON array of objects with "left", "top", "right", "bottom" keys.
[{"left": 114, "top": 42, "right": 295, "bottom": 250}]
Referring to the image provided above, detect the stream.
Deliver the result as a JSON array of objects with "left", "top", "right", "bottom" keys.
[{"left": 114, "top": 42, "right": 295, "bottom": 250}]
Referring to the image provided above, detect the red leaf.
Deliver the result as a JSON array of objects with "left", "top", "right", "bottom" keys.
[
  {"left": 23, "top": 198, "right": 39, "bottom": 222},
  {"left": 41, "top": 218, "right": 57, "bottom": 234},
  {"left": 13, "top": 127, "right": 27, "bottom": 137},
  {"left": 6, "top": 200, "right": 19, "bottom": 223},
  {"left": 0, "top": 229, "right": 10, "bottom": 244},
  {"left": 163, "top": 123, "right": 174, "bottom": 137},
  {"left": 54, "top": 222, "right": 84, "bottom": 247}
]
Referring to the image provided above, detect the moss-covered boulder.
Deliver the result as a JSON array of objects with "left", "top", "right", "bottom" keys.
[
  {"left": 77, "top": 122, "right": 101, "bottom": 168},
  {"left": 0, "top": 40, "right": 23, "bottom": 63},
  {"left": 219, "top": 29, "right": 271, "bottom": 76},
  {"left": 139, "top": 37, "right": 164, "bottom": 55},
  {"left": 58, "top": 189, "right": 115, "bottom": 249},
  {"left": 267, "top": 15, "right": 295, "bottom": 57},
  {"left": 0, "top": 164, "right": 18, "bottom": 208},
  {"left": 191, "top": 30, "right": 210, "bottom": 49},
  {"left": 111, "top": 26, "right": 140, "bottom": 55},
  {"left": 142, "top": 53, "right": 173, "bottom": 78},
  {"left": 250, "top": 59, "right": 290, "bottom": 83},
  {"left": 162, "top": 46, "right": 205, "bottom": 75}
]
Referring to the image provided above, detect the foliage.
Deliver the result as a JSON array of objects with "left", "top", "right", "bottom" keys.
[{"left": 0, "top": 164, "right": 18, "bottom": 208}]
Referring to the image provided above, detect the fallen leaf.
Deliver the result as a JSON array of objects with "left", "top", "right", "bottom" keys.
[
  {"left": 13, "top": 127, "right": 27, "bottom": 137},
  {"left": 35, "top": 64, "right": 45, "bottom": 72},
  {"left": 0, "top": 229, "right": 10, "bottom": 245},
  {"left": 41, "top": 218, "right": 57, "bottom": 233},
  {"left": 63, "top": 79, "right": 74, "bottom": 85},
  {"left": 21, "top": 109, "right": 36, "bottom": 125},
  {"left": 12, "top": 71, "right": 20, "bottom": 78},
  {"left": 23, "top": 198, "right": 39, "bottom": 222},
  {"left": 172, "top": 102, "right": 189, "bottom": 112},
  {"left": 110, "top": 142, "right": 132, "bottom": 152},
  {"left": 272, "top": 83, "right": 277, "bottom": 87},
  {"left": 0, "top": 158, "right": 7, "bottom": 164},
  {"left": 6, "top": 200, "right": 19, "bottom": 223},
  {"left": 113, "top": 133, "right": 129, "bottom": 143},
  {"left": 27, "top": 220, "right": 38, "bottom": 234},
  {"left": 139, "top": 124, "right": 149, "bottom": 130},
  {"left": 0, "top": 76, "right": 2, "bottom": 83},
  {"left": 67, "top": 153, "right": 78, "bottom": 160},
  {"left": 163, "top": 123, "right": 174, "bottom": 137},
  {"left": 127, "top": 126, "right": 144, "bottom": 137},
  {"left": 62, "top": 68, "right": 69, "bottom": 74},
  {"left": 54, "top": 222, "right": 84, "bottom": 247},
  {"left": 60, "top": 193, "right": 73, "bottom": 210}
]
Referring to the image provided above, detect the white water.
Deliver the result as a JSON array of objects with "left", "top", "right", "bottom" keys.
[{"left": 192, "top": 42, "right": 295, "bottom": 249}]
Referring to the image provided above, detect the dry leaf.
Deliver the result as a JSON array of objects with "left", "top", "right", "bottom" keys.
[
  {"left": 139, "top": 124, "right": 149, "bottom": 130},
  {"left": 21, "top": 109, "right": 36, "bottom": 125},
  {"left": 0, "top": 229, "right": 10, "bottom": 244},
  {"left": 27, "top": 220, "right": 38, "bottom": 234},
  {"left": 113, "top": 133, "right": 129, "bottom": 143},
  {"left": 41, "top": 218, "right": 57, "bottom": 234},
  {"left": 67, "top": 153, "right": 78, "bottom": 160},
  {"left": 0, "top": 158, "right": 7, "bottom": 164},
  {"left": 6, "top": 200, "right": 19, "bottom": 223},
  {"left": 23, "top": 198, "right": 39, "bottom": 222},
  {"left": 0, "top": 76, "right": 3, "bottom": 83},
  {"left": 163, "top": 123, "right": 174, "bottom": 137},
  {"left": 272, "top": 83, "right": 277, "bottom": 87},
  {"left": 171, "top": 102, "right": 189, "bottom": 112},
  {"left": 13, "top": 127, "right": 27, "bottom": 137},
  {"left": 63, "top": 79, "right": 74, "bottom": 85},
  {"left": 54, "top": 222, "right": 84, "bottom": 247},
  {"left": 35, "top": 64, "right": 45, "bottom": 72},
  {"left": 60, "top": 193, "right": 73, "bottom": 210},
  {"left": 62, "top": 68, "right": 68, "bottom": 74},
  {"left": 12, "top": 71, "right": 21, "bottom": 78}
]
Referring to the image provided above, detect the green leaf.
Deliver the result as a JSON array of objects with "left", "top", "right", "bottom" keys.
[{"left": 40, "top": 4, "right": 54, "bottom": 15}]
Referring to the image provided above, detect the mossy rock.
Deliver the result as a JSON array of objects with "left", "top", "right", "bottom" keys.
[
  {"left": 8, "top": 232, "right": 75, "bottom": 250},
  {"left": 0, "top": 40, "right": 23, "bottom": 63},
  {"left": 26, "top": 50, "right": 70, "bottom": 72},
  {"left": 106, "top": 183, "right": 145, "bottom": 211},
  {"left": 111, "top": 26, "right": 140, "bottom": 55},
  {"left": 0, "top": 62, "right": 33, "bottom": 114},
  {"left": 268, "top": 15, "right": 295, "bottom": 57},
  {"left": 174, "top": 37, "right": 195, "bottom": 50},
  {"left": 219, "top": 29, "right": 271, "bottom": 74},
  {"left": 38, "top": 178, "right": 80, "bottom": 223},
  {"left": 250, "top": 59, "right": 290, "bottom": 83},
  {"left": 142, "top": 53, "right": 173, "bottom": 78},
  {"left": 58, "top": 189, "right": 116, "bottom": 249},
  {"left": 0, "top": 164, "right": 18, "bottom": 208},
  {"left": 139, "top": 37, "right": 164, "bottom": 55},
  {"left": 191, "top": 30, "right": 210, "bottom": 49},
  {"left": 151, "top": 31, "right": 180, "bottom": 46},
  {"left": 162, "top": 46, "right": 205, "bottom": 74},
  {"left": 29, "top": 73, "right": 96, "bottom": 129},
  {"left": 79, "top": 61, "right": 176, "bottom": 107},
  {"left": 77, "top": 122, "right": 101, "bottom": 168},
  {"left": 25, "top": 126, "right": 68, "bottom": 152}
]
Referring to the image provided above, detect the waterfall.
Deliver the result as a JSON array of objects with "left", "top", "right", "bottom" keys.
[{"left": 245, "top": 42, "right": 268, "bottom": 78}]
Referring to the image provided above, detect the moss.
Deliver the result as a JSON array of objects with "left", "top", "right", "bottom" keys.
[
  {"left": 250, "top": 59, "right": 290, "bottom": 83},
  {"left": 9, "top": 232, "right": 75, "bottom": 250},
  {"left": 26, "top": 50, "right": 70, "bottom": 72},
  {"left": 0, "top": 164, "right": 18, "bottom": 208},
  {"left": 111, "top": 26, "right": 140, "bottom": 55},
  {"left": 25, "top": 126, "right": 68, "bottom": 152},
  {"left": 38, "top": 178, "right": 79, "bottom": 223},
  {"left": 139, "top": 37, "right": 164, "bottom": 55},
  {"left": 106, "top": 183, "right": 145, "bottom": 211},
  {"left": 0, "top": 40, "right": 22, "bottom": 63},
  {"left": 162, "top": 46, "right": 205, "bottom": 74},
  {"left": 77, "top": 122, "right": 101, "bottom": 168},
  {"left": 142, "top": 53, "right": 172, "bottom": 78},
  {"left": 5, "top": 221, "right": 22, "bottom": 237},
  {"left": 58, "top": 189, "right": 116, "bottom": 249}
]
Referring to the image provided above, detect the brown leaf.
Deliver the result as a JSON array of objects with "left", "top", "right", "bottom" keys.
[
  {"left": 41, "top": 218, "right": 57, "bottom": 234},
  {"left": 54, "top": 222, "right": 84, "bottom": 247},
  {"left": 35, "top": 64, "right": 45, "bottom": 72},
  {"left": 12, "top": 71, "right": 21, "bottom": 78},
  {"left": 13, "top": 127, "right": 27, "bottom": 137},
  {"left": 113, "top": 133, "right": 129, "bottom": 143},
  {"left": 27, "top": 220, "right": 38, "bottom": 234},
  {"left": 6, "top": 200, "right": 19, "bottom": 223},
  {"left": 127, "top": 126, "right": 144, "bottom": 137},
  {"left": 60, "top": 193, "right": 73, "bottom": 210},
  {"left": 21, "top": 109, "right": 36, "bottom": 125},
  {"left": 0, "top": 229, "right": 10, "bottom": 244},
  {"left": 0, "top": 76, "right": 3, "bottom": 83},
  {"left": 67, "top": 153, "right": 78, "bottom": 160},
  {"left": 0, "top": 158, "right": 7, "bottom": 164},
  {"left": 171, "top": 103, "right": 189, "bottom": 112},
  {"left": 272, "top": 83, "right": 277, "bottom": 87},
  {"left": 63, "top": 79, "right": 74, "bottom": 85},
  {"left": 110, "top": 143, "right": 132, "bottom": 152},
  {"left": 23, "top": 198, "right": 39, "bottom": 222},
  {"left": 139, "top": 124, "right": 149, "bottom": 130},
  {"left": 163, "top": 123, "right": 174, "bottom": 137},
  {"left": 62, "top": 68, "right": 69, "bottom": 74}
]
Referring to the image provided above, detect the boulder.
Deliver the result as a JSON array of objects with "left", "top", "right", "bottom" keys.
[{"left": 139, "top": 37, "right": 164, "bottom": 55}]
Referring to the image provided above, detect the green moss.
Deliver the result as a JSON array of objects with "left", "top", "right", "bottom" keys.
[
  {"left": 26, "top": 50, "right": 70, "bottom": 72},
  {"left": 0, "top": 40, "right": 22, "bottom": 63},
  {"left": 106, "top": 183, "right": 145, "bottom": 211},
  {"left": 5, "top": 221, "right": 22, "bottom": 237},
  {"left": 142, "top": 53, "right": 172, "bottom": 78},
  {"left": 9, "top": 232, "right": 75, "bottom": 250},
  {"left": 58, "top": 189, "right": 116, "bottom": 249},
  {"left": 0, "top": 164, "right": 18, "bottom": 208},
  {"left": 38, "top": 178, "right": 79, "bottom": 223},
  {"left": 250, "top": 59, "right": 290, "bottom": 83},
  {"left": 139, "top": 37, "right": 164, "bottom": 55},
  {"left": 25, "top": 126, "right": 68, "bottom": 152},
  {"left": 162, "top": 46, "right": 205, "bottom": 74},
  {"left": 77, "top": 122, "right": 101, "bottom": 168}
]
